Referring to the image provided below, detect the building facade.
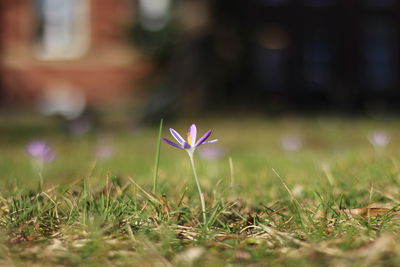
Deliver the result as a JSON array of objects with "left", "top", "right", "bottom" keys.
[{"left": 0, "top": 0, "right": 148, "bottom": 107}]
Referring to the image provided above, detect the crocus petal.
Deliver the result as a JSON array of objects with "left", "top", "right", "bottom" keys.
[
  {"left": 203, "top": 139, "right": 218, "bottom": 144},
  {"left": 44, "top": 151, "right": 56, "bottom": 163},
  {"left": 195, "top": 130, "right": 212, "bottom": 146},
  {"left": 183, "top": 141, "right": 191, "bottom": 149},
  {"left": 170, "top": 128, "right": 185, "bottom": 145},
  {"left": 162, "top": 138, "right": 183, "bottom": 149},
  {"left": 26, "top": 140, "right": 55, "bottom": 162},
  {"left": 187, "top": 124, "right": 197, "bottom": 146},
  {"left": 26, "top": 141, "right": 47, "bottom": 157}
]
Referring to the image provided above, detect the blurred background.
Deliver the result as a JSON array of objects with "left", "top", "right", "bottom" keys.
[
  {"left": 0, "top": 0, "right": 400, "bottom": 194},
  {"left": 0, "top": 0, "right": 399, "bottom": 125}
]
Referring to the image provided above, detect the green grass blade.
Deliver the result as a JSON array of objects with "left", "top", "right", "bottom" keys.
[{"left": 152, "top": 118, "right": 164, "bottom": 195}]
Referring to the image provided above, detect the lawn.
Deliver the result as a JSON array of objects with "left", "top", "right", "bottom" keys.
[{"left": 0, "top": 114, "right": 400, "bottom": 266}]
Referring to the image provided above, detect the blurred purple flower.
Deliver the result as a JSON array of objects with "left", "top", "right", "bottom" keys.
[
  {"left": 280, "top": 133, "right": 303, "bottom": 151},
  {"left": 95, "top": 145, "right": 114, "bottom": 160},
  {"left": 68, "top": 118, "right": 92, "bottom": 136},
  {"left": 368, "top": 130, "right": 391, "bottom": 148},
  {"left": 163, "top": 124, "right": 218, "bottom": 151},
  {"left": 198, "top": 145, "right": 225, "bottom": 160},
  {"left": 26, "top": 140, "right": 56, "bottom": 163}
]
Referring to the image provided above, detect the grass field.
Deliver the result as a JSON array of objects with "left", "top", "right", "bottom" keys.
[{"left": 1, "top": 114, "right": 400, "bottom": 266}]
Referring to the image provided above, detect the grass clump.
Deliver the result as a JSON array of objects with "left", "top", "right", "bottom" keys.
[{"left": 0, "top": 116, "right": 400, "bottom": 266}]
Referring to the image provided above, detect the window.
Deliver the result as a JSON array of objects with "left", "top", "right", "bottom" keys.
[
  {"left": 256, "top": 0, "right": 291, "bottom": 7},
  {"left": 34, "top": 0, "right": 90, "bottom": 60},
  {"left": 302, "top": 0, "right": 336, "bottom": 8},
  {"left": 362, "top": 18, "right": 397, "bottom": 90},
  {"left": 365, "top": 0, "right": 396, "bottom": 8}
]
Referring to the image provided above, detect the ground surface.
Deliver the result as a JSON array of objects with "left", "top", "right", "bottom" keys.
[{"left": 1, "top": 114, "right": 400, "bottom": 266}]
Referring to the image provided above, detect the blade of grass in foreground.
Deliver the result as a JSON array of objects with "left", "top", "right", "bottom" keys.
[{"left": 152, "top": 118, "right": 164, "bottom": 195}]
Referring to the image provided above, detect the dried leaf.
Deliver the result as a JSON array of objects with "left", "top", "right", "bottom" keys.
[
  {"left": 174, "top": 247, "right": 205, "bottom": 265},
  {"left": 235, "top": 249, "right": 252, "bottom": 261},
  {"left": 341, "top": 203, "right": 398, "bottom": 218},
  {"left": 343, "top": 208, "right": 391, "bottom": 218}
]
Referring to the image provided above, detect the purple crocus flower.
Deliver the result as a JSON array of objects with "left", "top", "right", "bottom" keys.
[
  {"left": 26, "top": 140, "right": 56, "bottom": 163},
  {"left": 68, "top": 118, "right": 92, "bottom": 136},
  {"left": 95, "top": 144, "right": 114, "bottom": 160},
  {"left": 199, "top": 145, "right": 225, "bottom": 160},
  {"left": 280, "top": 133, "right": 303, "bottom": 151},
  {"left": 162, "top": 123, "right": 218, "bottom": 226},
  {"left": 368, "top": 130, "right": 391, "bottom": 148},
  {"left": 162, "top": 124, "right": 218, "bottom": 152}
]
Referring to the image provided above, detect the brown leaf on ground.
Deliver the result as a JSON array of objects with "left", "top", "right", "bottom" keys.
[
  {"left": 9, "top": 235, "right": 35, "bottom": 244},
  {"left": 174, "top": 247, "right": 206, "bottom": 265},
  {"left": 235, "top": 249, "right": 252, "bottom": 261},
  {"left": 341, "top": 203, "right": 398, "bottom": 218},
  {"left": 343, "top": 208, "right": 391, "bottom": 218}
]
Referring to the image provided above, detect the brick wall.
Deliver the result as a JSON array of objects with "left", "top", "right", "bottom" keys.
[{"left": 0, "top": 0, "right": 149, "bottom": 107}]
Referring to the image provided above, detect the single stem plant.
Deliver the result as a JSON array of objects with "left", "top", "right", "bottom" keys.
[
  {"left": 152, "top": 118, "right": 164, "bottom": 195},
  {"left": 163, "top": 124, "right": 218, "bottom": 227}
]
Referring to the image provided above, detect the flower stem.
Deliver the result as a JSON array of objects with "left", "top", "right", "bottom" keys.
[
  {"left": 38, "top": 171, "right": 44, "bottom": 192},
  {"left": 32, "top": 159, "right": 44, "bottom": 192},
  {"left": 188, "top": 151, "right": 207, "bottom": 227},
  {"left": 152, "top": 118, "right": 164, "bottom": 195}
]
